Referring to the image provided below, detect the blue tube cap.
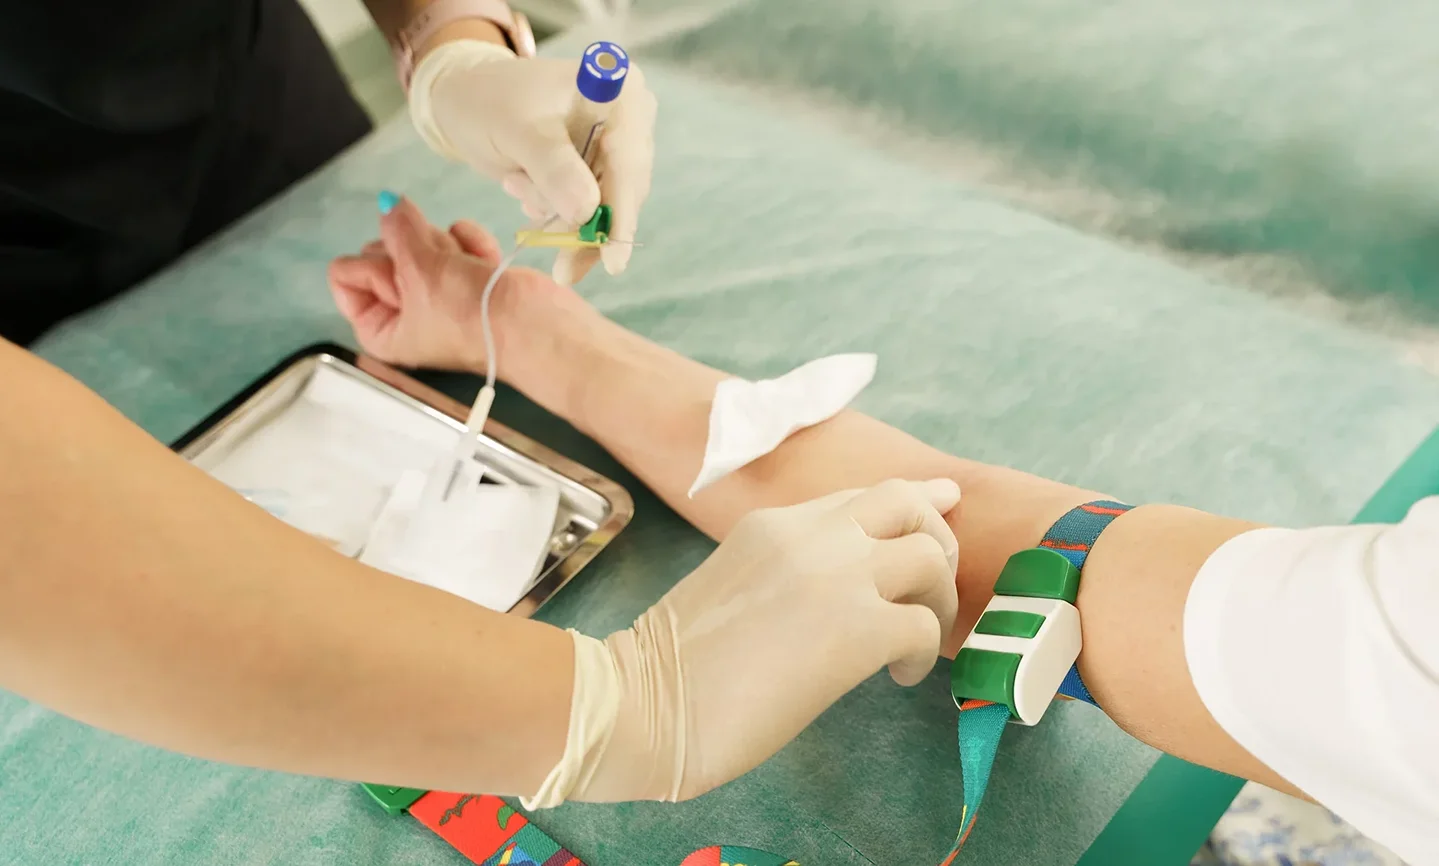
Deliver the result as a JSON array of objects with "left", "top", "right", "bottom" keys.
[{"left": 576, "top": 41, "right": 629, "bottom": 104}]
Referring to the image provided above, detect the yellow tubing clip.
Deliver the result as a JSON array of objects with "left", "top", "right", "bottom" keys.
[{"left": 514, "top": 229, "right": 605, "bottom": 249}]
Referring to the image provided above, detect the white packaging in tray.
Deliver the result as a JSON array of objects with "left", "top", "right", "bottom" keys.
[{"left": 359, "top": 469, "right": 562, "bottom": 612}]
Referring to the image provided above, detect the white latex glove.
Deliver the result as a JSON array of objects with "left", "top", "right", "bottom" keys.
[
  {"left": 523, "top": 479, "right": 962, "bottom": 808},
  {"left": 409, "top": 40, "right": 657, "bottom": 286}
]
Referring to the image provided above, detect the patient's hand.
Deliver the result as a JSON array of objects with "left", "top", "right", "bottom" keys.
[{"left": 328, "top": 196, "right": 574, "bottom": 374}]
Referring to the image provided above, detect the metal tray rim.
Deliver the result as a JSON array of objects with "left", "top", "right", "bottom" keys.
[{"left": 170, "top": 342, "right": 635, "bottom": 619}]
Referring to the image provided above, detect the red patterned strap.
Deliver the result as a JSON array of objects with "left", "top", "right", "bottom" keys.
[{"left": 408, "top": 791, "right": 584, "bottom": 865}]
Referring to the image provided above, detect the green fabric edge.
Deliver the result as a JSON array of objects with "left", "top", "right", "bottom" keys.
[{"left": 1077, "top": 424, "right": 1439, "bottom": 865}]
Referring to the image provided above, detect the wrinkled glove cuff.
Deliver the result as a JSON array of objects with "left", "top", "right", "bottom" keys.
[
  {"left": 408, "top": 39, "right": 515, "bottom": 162},
  {"left": 520, "top": 629, "right": 621, "bottom": 809}
]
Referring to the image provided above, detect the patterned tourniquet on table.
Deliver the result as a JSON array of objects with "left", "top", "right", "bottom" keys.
[
  {"left": 406, "top": 791, "right": 583, "bottom": 866},
  {"left": 680, "top": 846, "right": 799, "bottom": 865}
]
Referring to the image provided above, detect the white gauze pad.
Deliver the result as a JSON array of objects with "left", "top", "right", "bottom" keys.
[
  {"left": 361, "top": 469, "right": 561, "bottom": 612},
  {"left": 688, "top": 353, "right": 878, "bottom": 497}
]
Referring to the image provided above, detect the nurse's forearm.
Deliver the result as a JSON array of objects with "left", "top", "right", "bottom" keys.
[
  {"left": 364, "top": 0, "right": 509, "bottom": 57},
  {"left": 500, "top": 299, "right": 1301, "bottom": 797},
  {"left": 0, "top": 340, "right": 569, "bottom": 796}
]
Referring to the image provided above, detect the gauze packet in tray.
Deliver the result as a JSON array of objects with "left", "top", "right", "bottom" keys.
[{"left": 360, "top": 468, "right": 562, "bottom": 612}]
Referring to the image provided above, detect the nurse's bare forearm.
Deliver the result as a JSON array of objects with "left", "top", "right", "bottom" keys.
[
  {"left": 0, "top": 339, "right": 569, "bottom": 795},
  {"left": 501, "top": 300, "right": 1299, "bottom": 797}
]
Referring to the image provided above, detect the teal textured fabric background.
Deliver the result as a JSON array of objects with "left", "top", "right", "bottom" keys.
[
  {"left": 4, "top": 33, "right": 1438, "bottom": 866},
  {"left": 641, "top": 0, "right": 1439, "bottom": 326}
]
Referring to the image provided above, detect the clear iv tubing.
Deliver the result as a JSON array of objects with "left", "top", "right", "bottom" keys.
[
  {"left": 466, "top": 36, "right": 628, "bottom": 439},
  {"left": 430, "top": 239, "right": 525, "bottom": 505},
  {"left": 479, "top": 241, "right": 526, "bottom": 394},
  {"left": 445, "top": 144, "right": 639, "bottom": 499},
  {"left": 465, "top": 207, "right": 580, "bottom": 435},
  {"left": 465, "top": 215, "right": 556, "bottom": 438},
  {"left": 467, "top": 118, "right": 606, "bottom": 434},
  {"left": 434, "top": 42, "right": 632, "bottom": 502}
]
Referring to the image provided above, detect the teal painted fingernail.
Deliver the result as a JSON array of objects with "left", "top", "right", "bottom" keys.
[{"left": 377, "top": 191, "right": 400, "bottom": 214}]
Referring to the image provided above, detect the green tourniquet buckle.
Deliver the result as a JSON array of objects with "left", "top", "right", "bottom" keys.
[
  {"left": 950, "top": 547, "right": 1084, "bottom": 723},
  {"left": 362, "top": 783, "right": 427, "bottom": 815},
  {"left": 950, "top": 648, "right": 1023, "bottom": 718},
  {"left": 975, "top": 609, "right": 1046, "bottom": 639},
  {"left": 992, "top": 548, "right": 1081, "bottom": 604},
  {"left": 944, "top": 500, "right": 1134, "bottom": 863}
]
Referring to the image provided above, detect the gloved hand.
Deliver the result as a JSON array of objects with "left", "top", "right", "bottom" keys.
[
  {"left": 408, "top": 40, "right": 656, "bottom": 287},
  {"left": 524, "top": 479, "right": 962, "bottom": 807}
]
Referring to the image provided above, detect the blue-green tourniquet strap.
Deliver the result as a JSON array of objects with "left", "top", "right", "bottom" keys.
[
  {"left": 945, "top": 500, "right": 1132, "bottom": 863},
  {"left": 1042, "top": 500, "right": 1133, "bottom": 706},
  {"left": 956, "top": 702, "right": 1009, "bottom": 840}
]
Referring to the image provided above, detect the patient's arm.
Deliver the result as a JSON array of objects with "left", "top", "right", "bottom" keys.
[
  {"left": 333, "top": 198, "right": 1295, "bottom": 794},
  {"left": 331, "top": 203, "right": 1296, "bottom": 797},
  {"left": 330, "top": 204, "right": 1300, "bottom": 794},
  {"left": 510, "top": 290, "right": 1292, "bottom": 796}
]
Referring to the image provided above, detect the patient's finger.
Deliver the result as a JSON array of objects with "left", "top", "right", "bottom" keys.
[
  {"left": 328, "top": 256, "right": 400, "bottom": 345},
  {"left": 449, "top": 221, "right": 504, "bottom": 266},
  {"left": 379, "top": 197, "right": 444, "bottom": 283},
  {"left": 329, "top": 255, "right": 399, "bottom": 308}
]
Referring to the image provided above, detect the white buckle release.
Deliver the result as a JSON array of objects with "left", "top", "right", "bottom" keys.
[{"left": 959, "top": 595, "right": 1081, "bottom": 726}]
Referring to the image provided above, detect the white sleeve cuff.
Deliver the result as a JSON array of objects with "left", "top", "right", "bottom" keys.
[
  {"left": 1182, "top": 526, "right": 1304, "bottom": 760},
  {"left": 1183, "top": 514, "right": 1439, "bottom": 865}
]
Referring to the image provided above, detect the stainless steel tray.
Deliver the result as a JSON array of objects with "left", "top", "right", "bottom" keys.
[{"left": 172, "top": 343, "right": 633, "bottom": 618}]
